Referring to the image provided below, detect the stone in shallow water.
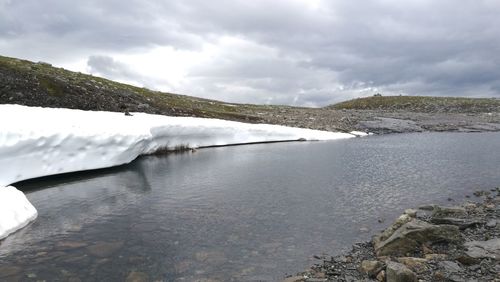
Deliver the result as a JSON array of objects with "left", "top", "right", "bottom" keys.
[
  {"left": 86, "top": 241, "right": 124, "bottom": 257},
  {"left": 125, "top": 271, "right": 149, "bottom": 282},
  {"left": 0, "top": 265, "right": 22, "bottom": 278},
  {"left": 194, "top": 250, "right": 226, "bottom": 265},
  {"left": 56, "top": 241, "right": 88, "bottom": 250}
]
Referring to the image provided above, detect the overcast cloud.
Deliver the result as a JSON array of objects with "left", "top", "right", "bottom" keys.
[{"left": 1, "top": 0, "right": 499, "bottom": 106}]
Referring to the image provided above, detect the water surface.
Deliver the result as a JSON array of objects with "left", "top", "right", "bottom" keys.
[{"left": 1, "top": 132, "right": 499, "bottom": 281}]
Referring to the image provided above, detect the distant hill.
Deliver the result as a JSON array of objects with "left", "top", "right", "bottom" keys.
[
  {"left": 328, "top": 95, "right": 500, "bottom": 113},
  {"left": 0, "top": 55, "right": 267, "bottom": 122}
]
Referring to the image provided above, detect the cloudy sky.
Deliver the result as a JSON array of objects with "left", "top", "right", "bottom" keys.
[{"left": 1, "top": 0, "right": 499, "bottom": 106}]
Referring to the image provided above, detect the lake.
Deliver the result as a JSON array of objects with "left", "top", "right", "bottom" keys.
[{"left": 1, "top": 132, "right": 499, "bottom": 281}]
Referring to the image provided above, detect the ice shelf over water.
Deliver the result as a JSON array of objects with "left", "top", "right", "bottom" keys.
[{"left": 0, "top": 104, "right": 358, "bottom": 240}]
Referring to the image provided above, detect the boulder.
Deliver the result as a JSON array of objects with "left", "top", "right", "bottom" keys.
[
  {"left": 464, "top": 238, "right": 500, "bottom": 260},
  {"left": 373, "top": 214, "right": 413, "bottom": 248},
  {"left": 374, "top": 219, "right": 461, "bottom": 256},
  {"left": 386, "top": 261, "right": 417, "bottom": 282},
  {"left": 359, "top": 260, "right": 384, "bottom": 277}
]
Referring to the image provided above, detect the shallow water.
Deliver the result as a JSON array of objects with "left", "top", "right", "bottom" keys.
[{"left": 1, "top": 132, "right": 500, "bottom": 281}]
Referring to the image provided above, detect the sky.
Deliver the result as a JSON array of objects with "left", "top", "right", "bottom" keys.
[{"left": 1, "top": 0, "right": 499, "bottom": 106}]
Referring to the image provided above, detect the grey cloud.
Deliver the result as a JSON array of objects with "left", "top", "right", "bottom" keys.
[
  {"left": 87, "top": 55, "right": 137, "bottom": 80},
  {"left": 1, "top": 0, "right": 500, "bottom": 106},
  {"left": 87, "top": 55, "right": 169, "bottom": 90}
]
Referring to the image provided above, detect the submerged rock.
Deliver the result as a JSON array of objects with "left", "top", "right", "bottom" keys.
[
  {"left": 0, "top": 265, "right": 22, "bottom": 278},
  {"left": 125, "top": 271, "right": 148, "bottom": 282},
  {"left": 86, "top": 241, "right": 124, "bottom": 257}
]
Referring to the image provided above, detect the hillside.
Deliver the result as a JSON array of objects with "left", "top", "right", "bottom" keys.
[
  {"left": 1, "top": 55, "right": 500, "bottom": 134},
  {"left": 329, "top": 95, "right": 500, "bottom": 113},
  {"left": 0, "top": 55, "right": 274, "bottom": 123}
]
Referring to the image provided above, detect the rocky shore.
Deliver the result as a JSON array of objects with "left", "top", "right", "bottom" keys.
[{"left": 284, "top": 188, "right": 500, "bottom": 282}]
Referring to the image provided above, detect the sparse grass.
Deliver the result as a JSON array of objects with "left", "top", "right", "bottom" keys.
[{"left": 38, "top": 76, "right": 65, "bottom": 97}]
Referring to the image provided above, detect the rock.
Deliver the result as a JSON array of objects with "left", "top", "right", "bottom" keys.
[
  {"left": 431, "top": 206, "right": 466, "bottom": 218},
  {"left": 194, "top": 250, "right": 226, "bottom": 265},
  {"left": 374, "top": 219, "right": 462, "bottom": 256},
  {"left": 125, "top": 271, "right": 148, "bottom": 282},
  {"left": 455, "top": 254, "right": 479, "bottom": 266},
  {"left": 86, "top": 241, "right": 124, "bottom": 257},
  {"left": 448, "top": 274, "right": 467, "bottom": 282},
  {"left": 386, "top": 261, "right": 418, "bottom": 282},
  {"left": 0, "top": 266, "right": 22, "bottom": 278},
  {"left": 396, "top": 257, "right": 428, "bottom": 273},
  {"left": 421, "top": 244, "right": 433, "bottom": 254},
  {"left": 359, "top": 227, "right": 370, "bottom": 233},
  {"left": 430, "top": 217, "right": 481, "bottom": 229},
  {"left": 56, "top": 241, "right": 88, "bottom": 250},
  {"left": 376, "top": 270, "right": 385, "bottom": 282},
  {"left": 373, "top": 214, "right": 413, "bottom": 249},
  {"left": 464, "top": 238, "right": 500, "bottom": 260},
  {"left": 438, "top": 261, "right": 462, "bottom": 273},
  {"left": 282, "top": 276, "right": 305, "bottom": 282},
  {"left": 433, "top": 271, "right": 445, "bottom": 280},
  {"left": 424, "top": 253, "right": 448, "bottom": 260},
  {"left": 359, "top": 260, "right": 384, "bottom": 277},
  {"left": 174, "top": 260, "right": 193, "bottom": 274},
  {"left": 486, "top": 219, "right": 497, "bottom": 228},
  {"left": 419, "top": 205, "right": 437, "bottom": 211},
  {"left": 404, "top": 209, "right": 418, "bottom": 217}
]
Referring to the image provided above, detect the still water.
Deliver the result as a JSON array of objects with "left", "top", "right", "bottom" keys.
[{"left": 1, "top": 132, "right": 500, "bottom": 281}]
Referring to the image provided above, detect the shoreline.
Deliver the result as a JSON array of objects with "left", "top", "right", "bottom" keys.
[{"left": 283, "top": 188, "right": 500, "bottom": 282}]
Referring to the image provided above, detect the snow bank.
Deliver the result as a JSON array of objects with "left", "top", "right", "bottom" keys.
[
  {"left": 0, "top": 186, "right": 37, "bottom": 240},
  {"left": 0, "top": 104, "right": 355, "bottom": 239}
]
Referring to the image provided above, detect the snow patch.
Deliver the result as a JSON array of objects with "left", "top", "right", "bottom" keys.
[
  {"left": 350, "top": 131, "right": 372, "bottom": 137},
  {"left": 0, "top": 104, "right": 355, "bottom": 239}
]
